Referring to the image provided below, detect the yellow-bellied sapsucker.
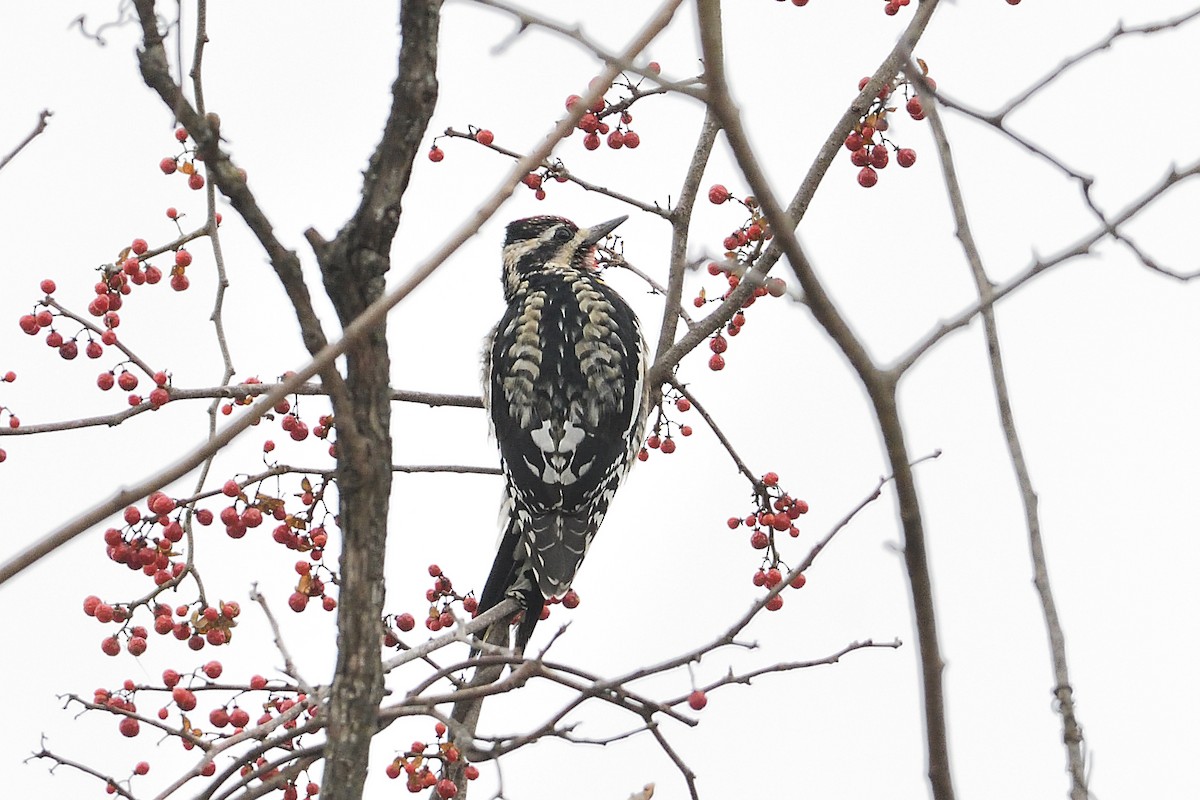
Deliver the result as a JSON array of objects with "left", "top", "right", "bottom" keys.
[{"left": 477, "top": 215, "right": 649, "bottom": 650}]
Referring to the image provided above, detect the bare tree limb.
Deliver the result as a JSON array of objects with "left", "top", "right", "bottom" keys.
[
  {"left": 693, "top": 2, "right": 956, "bottom": 799},
  {"left": 916, "top": 60, "right": 1089, "bottom": 800}
]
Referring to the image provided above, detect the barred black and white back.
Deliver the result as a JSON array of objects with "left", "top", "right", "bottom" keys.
[{"left": 477, "top": 215, "right": 649, "bottom": 650}]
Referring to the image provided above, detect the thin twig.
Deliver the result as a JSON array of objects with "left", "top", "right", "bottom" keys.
[
  {"left": 917, "top": 60, "right": 1089, "bottom": 800},
  {"left": 0, "top": 109, "right": 52, "bottom": 173}
]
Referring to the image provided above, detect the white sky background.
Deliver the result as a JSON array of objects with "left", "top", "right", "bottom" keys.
[{"left": 1, "top": 1, "right": 1197, "bottom": 799}]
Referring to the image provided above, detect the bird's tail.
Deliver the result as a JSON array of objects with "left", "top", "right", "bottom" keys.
[{"left": 474, "top": 508, "right": 597, "bottom": 652}]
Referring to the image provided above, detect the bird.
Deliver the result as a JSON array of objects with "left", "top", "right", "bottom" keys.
[{"left": 475, "top": 214, "right": 650, "bottom": 652}]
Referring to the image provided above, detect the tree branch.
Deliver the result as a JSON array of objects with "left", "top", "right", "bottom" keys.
[
  {"left": 916, "top": 59, "right": 1089, "bottom": 800},
  {"left": 0, "top": 109, "right": 52, "bottom": 173}
]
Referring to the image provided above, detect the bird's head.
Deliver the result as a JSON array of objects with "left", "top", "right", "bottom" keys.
[{"left": 501, "top": 215, "right": 627, "bottom": 298}]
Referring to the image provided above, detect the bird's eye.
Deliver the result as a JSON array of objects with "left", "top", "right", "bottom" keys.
[{"left": 553, "top": 227, "right": 574, "bottom": 242}]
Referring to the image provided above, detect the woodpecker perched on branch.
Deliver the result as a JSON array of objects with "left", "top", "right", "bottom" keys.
[{"left": 477, "top": 215, "right": 649, "bottom": 651}]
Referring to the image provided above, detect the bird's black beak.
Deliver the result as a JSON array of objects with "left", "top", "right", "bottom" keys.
[{"left": 580, "top": 215, "right": 628, "bottom": 247}]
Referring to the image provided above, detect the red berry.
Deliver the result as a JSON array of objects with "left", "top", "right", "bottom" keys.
[
  {"left": 172, "top": 687, "right": 197, "bottom": 711},
  {"left": 436, "top": 779, "right": 458, "bottom": 799},
  {"left": 623, "top": 131, "right": 640, "bottom": 148},
  {"left": 396, "top": 612, "right": 415, "bottom": 632},
  {"left": 428, "top": 146, "right": 444, "bottom": 162},
  {"left": 844, "top": 131, "right": 864, "bottom": 151},
  {"left": 906, "top": 96, "right": 923, "bottom": 118},
  {"left": 660, "top": 438, "right": 676, "bottom": 454},
  {"left": 174, "top": 127, "right": 188, "bottom": 142},
  {"left": 606, "top": 130, "right": 624, "bottom": 149},
  {"left": 790, "top": 573, "right": 807, "bottom": 589},
  {"left": 288, "top": 592, "right": 309, "bottom": 613},
  {"left": 647, "top": 61, "right": 661, "bottom": 74},
  {"left": 897, "top": 148, "right": 917, "bottom": 168},
  {"left": 708, "top": 184, "right": 730, "bottom": 204},
  {"left": 750, "top": 530, "right": 769, "bottom": 549},
  {"left": 222, "top": 479, "right": 240, "bottom": 497},
  {"left": 229, "top": 707, "right": 250, "bottom": 728},
  {"left": 159, "top": 157, "right": 177, "bottom": 174},
  {"left": 765, "top": 595, "right": 784, "bottom": 611},
  {"left": 709, "top": 334, "right": 728, "bottom": 354},
  {"left": 474, "top": 129, "right": 494, "bottom": 146},
  {"left": 870, "top": 144, "right": 889, "bottom": 169},
  {"left": 175, "top": 249, "right": 192, "bottom": 267},
  {"left": 149, "top": 387, "right": 170, "bottom": 407},
  {"left": 119, "top": 717, "right": 140, "bottom": 737},
  {"left": 857, "top": 166, "right": 879, "bottom": 188},
  {"left": 39, "top": 279, "right": 56, "bottom": 294},
  {"left": 687, "top": 690, "right": 707, "bottom": 710},
  {"left": 708, "top": 353, "right": 725, "bottom": 371},
  {"left": 188, "top": 172, "right": 205, "bottom": 190},
  {"left": 565, "top": 94, "right": 582, "bottom": 110},
  {"left": 850, "top": 147, "right": 870, "bottom": 167}
]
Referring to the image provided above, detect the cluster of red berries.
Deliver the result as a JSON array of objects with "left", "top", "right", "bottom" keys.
[
  {"left": 384, "top": 721, "right": 480, "bottom": 796},
  {"left": 159, "top": 127, "right": 207, "bottom": 192},
  {"left": 538, "top": 587, "right": 581, "bottom": 624},
  {"left": 520, "top": 163, "right": 572, "bottom": 201},
  {"left": 220, "top": 378, "right": 338, "bottom": 459},
  {"left": 638, "top": 393, "right": 694, "bottom": 461},
  {"left": 845, "top": 69, "right": 933, "bottom": 188},
  {"left": 100, "top": 496, "right": 187, "bottom": 587},
  {"left": 86, "top": 591, "right": 242, "bottom": 655},
  {"left": 565, "top": 68, "right": 658, "bottom": 153},
  {"left": 212, "top": 472, "right": 338, "bottom": 611},
  {"left": 421, "top": 563, "right": 476, "bottom": 632},
  {"left": 15, "top": 266, "right": 178, "bottom": 421},
  {"left": 698, "top": 186, "right": 790, "bottom": 370},
  {"left": 725, "top": 472, "right": 809, "bottom": 611},
  {"left": 93, "top": 662, "right": 322, "bottom": 799}
]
